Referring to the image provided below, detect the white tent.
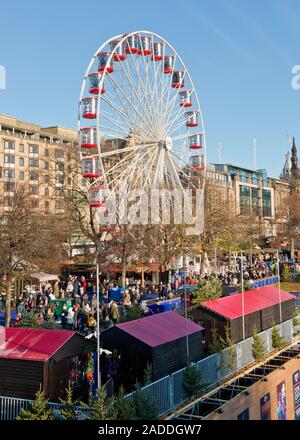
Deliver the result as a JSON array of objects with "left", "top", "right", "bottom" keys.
[{"left": 29, "top": 272, "right": 59, "bottom": 282}]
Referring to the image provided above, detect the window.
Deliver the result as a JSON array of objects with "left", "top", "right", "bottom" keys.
[
  {"left": 263, "top": 189, "right": 272, "bottom": 217},
  {"left": 29, "top": 144, "right": 39, "bottom": 155},
  {"left": 45, "top": 187, "right": 49, "bottom": 196},
  {"left": 29, "top": 159, "right": 39, "bottom": 168},
  {"left": 29, "top": 172, "right": 39, "bottom": 181},
  {"left": 44, "top": 161, "right": 49, "bottom": 170},
  {"left": 31, "top": 199, "right": 39, "bottom": 209},
  {"left": 56, "top": 162, "right": 64, "bottom": 172},
  {"left": 239, "top": 185, "right": 251, "bottom": 214},
  {"left": 67, "top": 152, "right": 71, "bottom": 161},
  {"left": 45, "top": 148, "right": 49, "bottom": 157},
  {"left": 45, "top": 201, "right": 49, "bottom": 212},
  {"left": 55, "top": 149, "right": 64, "bottom": 159},
  {"left": 55, "top": 200, "right": 64, "bottom": 210},
  {"left": 4, "top": 197, "right": 13, "bottom": 207},
  {"left": 29, "top": 185, "right": 39, "bottom": 195},
  {"left": 19, "top": 157, "right": 24, "bottom": 166},
  {"left": 4, "top": 140, "right": 15, "bottom": 150},
  {"left": 56, "top": 188, "right": 63, "bottom": 197},
  {"left": 19, "top": 171, "right": 24, "bottom": 180},
  {"left": 4, "top": 155, "right": 15, "bottom": 164},
  {"left": 44, "top": 175, "right": 49, "bottom": 183},
  {"left": 4, "top": 182, "right": 15, "bottom": 192},
  {"left": 56, "top": 174, "right": 64, "bottom": 185},
  {"left": 251, "top": 188, "right": 259, "bottom": 215},
  {"left": 19, "top": 144, "right": 25, "bottom": 153},
  {"left": 4, "top": 169, "right": 15, "bottom": 179}
]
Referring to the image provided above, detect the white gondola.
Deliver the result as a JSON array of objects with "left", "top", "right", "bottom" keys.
[
  {"left": 82, "top": 156, "right": 100, "bottom": 178},
  {"left": 81, "top": 97, "right": 97, "bottom": 119},
  {"left": 89, "top": 186, "right": 107, "bottom": 207},
  {"left": 97, "top": 52, "right": 114, "bottom": 73},
  {"left": 124, "top": 34, "right": 139, "bottom": 54},
  {"left": 172, "top": 70, "right": 185, "bottom": 88},
  {"left": 88, "top": 72, "right": 105, "bottom": 94},
  {"left": 163, "top": 55, "right": 174, "bottom": 74},
  {"left": 109, "top": 40, "right": 126, "bottom": 61},
  {"left": 191, "top": 154, "right": 205, "bottom": 171},
  {"left": 151, "top": 42, "right": 163, "bottom": 61},
  {"left": 185, "top": 111, "right": 199, "bottom": 127},
  {"left": 189, "top": 133, "right": 203, "bottom": 149},
  {"left": 137, "top": 36, "right": 152, "bottom": 55},
  {"left": 80, "top": 127, "right": 97, "bottom": 148},
  {"left": 179, "top": 90, "right": 192, "bottom": 107}
]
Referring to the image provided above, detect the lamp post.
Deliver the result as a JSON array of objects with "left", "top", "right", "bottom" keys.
[
  {"left": 182, "top": 256, "right": 189, "bottom": 364},
  {"left": 276, "top": 250, "right": 283, "bottom": 323},
  {"left": 240, "top": 252, "right": 245, "bottom": 340},
  {"left": 96, "top": 262, "right": 101, "bottom": 389}
]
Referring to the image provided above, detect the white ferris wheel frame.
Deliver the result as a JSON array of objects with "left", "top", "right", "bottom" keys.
[{"left": 77, "top": 30, "right": 207, "bottom": 200}]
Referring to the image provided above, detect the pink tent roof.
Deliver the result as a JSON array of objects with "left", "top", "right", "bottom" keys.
[
  {"left": 116, "top": 311, "right": 204, "bottom": 347},
  {"left": 0, "top": 328, "right": 75, "bottom": 361},
  {"left": 200, "top": 285, "right": 295, "bottom": 320}
]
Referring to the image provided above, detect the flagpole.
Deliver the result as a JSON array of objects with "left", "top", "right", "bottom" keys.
[
  {"left": 277, "top": 250, "right": 282, "bottom": 323},
  {"left": 241, "top": 252, "right": 245, "bottom": 340}
]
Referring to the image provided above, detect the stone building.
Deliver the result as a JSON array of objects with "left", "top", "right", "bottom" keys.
[{"left": 0, "top": 114, "right": 78, "bottom": 214}]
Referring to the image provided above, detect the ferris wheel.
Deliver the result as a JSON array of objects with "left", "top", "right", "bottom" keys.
[{"left": 78, "top": 30, "right": 206, "bottom": 220}]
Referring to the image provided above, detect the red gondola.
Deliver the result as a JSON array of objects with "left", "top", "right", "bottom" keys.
[
  {"left": 185, "top": 111, "right": 199, "bottom": 127},
  {"left": 163, "top": 55, "right": 174, "bottom": 74},
  {"left": 82, "top": 156, "right": 100, "bottom": 178},
  {"left": 124, "top": 34, "right": 139, "bottom": 54},
  {"left": 172, "top": 70, "right": 185, "bottom": 88},
  {"left": 81, "top": 97, "right": 97, "bottom": 119},
  {"left": 137, "top": 36, "right": 152, "bottom": 55},
  {"left": 80, "top": 127, "right": 97, "bottom": 148},
  {"left": 151, "top": 42, "right": 163, "bottom": 61},
  {"left": 179, "top": 90, "right": 192, "bottom": 107},
  {"left": 88, "top": 72, "right": 105, "bottom": 94},
  {"left": 110, "top": 40, "right": 126, "bottom": 61},
  {"left": 189, "top": 134, "right": 203, "bottom": 149},
  {"left": 89, "top": 185, "right": 107, "bottom": 207},
  {"left": 97, "top": 52, "right": 114, "bottom": 73},
  {"left": 191, "top": 154, "right": 205, "bottom": 171}
]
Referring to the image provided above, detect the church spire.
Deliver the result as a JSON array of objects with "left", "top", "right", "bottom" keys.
[{"left": 291, "top": 137, "right": 298, "bottom": 170}]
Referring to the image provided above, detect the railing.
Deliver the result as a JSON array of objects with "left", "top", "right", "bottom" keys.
[{"left": 0, "top": 319, "right": 294, "bottom": 420}]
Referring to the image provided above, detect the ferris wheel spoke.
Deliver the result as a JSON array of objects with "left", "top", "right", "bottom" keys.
[
  {"left": 106, "top": 72, "right": 155, "bottom": 137},
  {"left": 163, "top": 70, "right": 188, "bottom": 130},
  {"left": 119, "top": 42, "right": 159, "bottom": 137},
  {"left": 101, "top": 95, "right": 153, "bottom": 140},
  {"left": 124, "top": 40, "right": 159, "bottom": 138},
  {"left": 99, "top": 142, "right": 157, "bottom": 159},
  {"left": 143, "top": 147, "right": 160, "bottom": 189}
]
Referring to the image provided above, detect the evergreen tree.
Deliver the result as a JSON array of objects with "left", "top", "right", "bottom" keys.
[
  {"left": 18, "top": 310, "right": 39, "bottom": 328},
  {"left": 271, "top": 321, "right": 285, "bottom": 349},
  {"left": 59, "top": 382, "right": 77, "bottom": 420},
  {"left": 17, "top": 388, "right": 54, "bottom": 420},
  {"left": 42, "top": 317, "right": 55, "bottom": 330},
  {"left": 182, "top": 364, "right": 204, "bottom": 398},
  {"left": 281, "top": 265, "right": 291, "bottom": 282},
  {"left": 132, "top": 382, "right": 159, "bottom": 420},
  {"left": 219, "top": 322, "right": 236, "bottom": 372},
  {"left": 143, "top": 363, "right": 153, "bottom": 385},
  {"left": 252, "top": 325, "right": 266, "bottom": 360},
  {"left": 192, "top": 277, "right": 222, "bottom": 304},
  {"left": 114, "top": 386, "right": 137, "bottom": 420},
  {"left": 208, "top": 324, "right": 222, "bottom": 354},
  {"left": 84, "top": 386, "right": 117, "bottom": 420},
  {"left": 123, "top": 303, "right": 143, "bottom": 322}
]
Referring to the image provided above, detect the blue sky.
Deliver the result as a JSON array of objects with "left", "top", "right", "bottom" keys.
[{"left": 1, "top": 0, "right": 300, "bottom": 177}]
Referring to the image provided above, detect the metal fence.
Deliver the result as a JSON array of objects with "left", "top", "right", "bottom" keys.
[{"left": 0, "top": 319, "right": 293, "bottom": 420}]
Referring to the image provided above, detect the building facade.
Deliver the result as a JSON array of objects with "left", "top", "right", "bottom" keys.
[{"left": 0, "top": 114, "right": 78, "bottom": 214}]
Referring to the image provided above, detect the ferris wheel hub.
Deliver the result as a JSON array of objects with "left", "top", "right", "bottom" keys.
[{"left": 158, "top": 136, "right": 173, "bottom": 151}]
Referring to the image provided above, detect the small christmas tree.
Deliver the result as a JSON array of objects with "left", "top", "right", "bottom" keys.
[
  {"left": 182, "top": 364, "right": 204, "bottom": 398},
  {"left": 85, "top": 386, "right": 116, "bottom": 420},
  {"left": 281, "top": 265, "right": 291, "bottom": 282},
  {"left": 114, "top": 386, "right": 137, "bottom": 420},
  {"left": 59, "top": 382, "right": 77, "bottom": 420},
  {"left": 17, "top": 388, "right": 54, "bottom": 420},
  {"left": 208, "top": 324, "right": 222, "bottom": 354},
  {"left": 219, "top": 322, "right": 236, "bottom": 372},
  {"left": 143, "top": 363, "right": 153, "bottom": 385},
  {"left": 271, "top": 321, "right": 285, "bottom": 349},
  {"left": 123, "top": 303, "right": 143, "bottom": 322},
  {"left": 252, "top": 325, "right": 266, "bottom": 360},
  {"left": 132, "top": 382, "right": 159, "bottom": 420}
]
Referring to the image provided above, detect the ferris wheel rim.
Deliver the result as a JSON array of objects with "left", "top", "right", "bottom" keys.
[{"left": 78, "top": 30, "right": 207, "bottom": 207}]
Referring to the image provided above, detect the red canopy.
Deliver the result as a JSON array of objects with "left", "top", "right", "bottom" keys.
[
  {"left": 116, "top": 311, "right": 204, "bottom": 347},
  {"left": 200, "top": 285, "right": 295, "bottom": 320},
  {"left": 0, "top": 328, "right": 75, "bottom": 361}
]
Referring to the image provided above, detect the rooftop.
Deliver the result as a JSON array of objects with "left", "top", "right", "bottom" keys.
[
  {"left": 0, "top": 327, "right": 75, "bottom": 361},
  {"left": 116, "top": 311, "right": 204, "bottom": 347},
  {"left": 200, "top": 285, "right": 295, "bottom": 320}
]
